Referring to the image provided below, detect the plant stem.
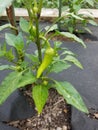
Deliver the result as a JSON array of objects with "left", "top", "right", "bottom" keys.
[
  {"left": 35, "top": 17, "right": 42, "bottom": 63},
  {"left": 6, "top": 4, "right": 18, "bottom": 35},
  {"left": 58, "top": 0, "right": 62, "bottom": 31},
  {"left": 38, "top": 0, "right": 43, "bottom": 17}
]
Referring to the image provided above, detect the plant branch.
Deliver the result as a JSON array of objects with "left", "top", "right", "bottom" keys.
[
  {"left": 35, "top": 17, "right": 42, "bottom": 63},
  {"left": 6, "top": 4, "right": 18, "bottom": 35},
  {"left": 38, "top": 0, "right": 43, "bottom": 17},
  {"left": 58, "top": 0, "right": 62, "bottom": 30}
]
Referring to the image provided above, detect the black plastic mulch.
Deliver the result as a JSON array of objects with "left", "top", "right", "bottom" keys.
[
  {"left": 58, "top": 41, "right": 98, "bottom": 130},
  {"left": 0, "top": 122, "right": 19, "bottom": 130}
]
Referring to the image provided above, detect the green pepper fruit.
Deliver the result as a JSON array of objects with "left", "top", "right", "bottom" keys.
[
  {"left": 33, "top": 6, "right": 38, "bottom": 13},
  {"left": 37, "top": 47, "right": 55, "bottom": 78},
  {"left": 43, "top": 80, "right": 48, "bottom": 85},
  {"left": 29, "top": 25, "right": 36, "bottom": 37}
]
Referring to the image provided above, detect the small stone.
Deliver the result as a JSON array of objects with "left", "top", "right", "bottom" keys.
[
  {"left": 56, "top": 127, "right": 62, "bottom": 130},
  {"left": 32, "top": 123, "right": 36, "bottom": 126},
  {"left": 52, "top": 112, "right": 56, "bottom": 117},
  {"left": 62, "top": 125, "right": 67, "bottom": 130},
  {"left": 48, "top": 117, "right": 51, "bottom": 122},
  {"left": 26, "top": 122, "right": 32, "bottom": 127}
]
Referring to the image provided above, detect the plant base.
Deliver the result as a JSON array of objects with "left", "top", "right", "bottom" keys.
[{"left": 8, "top": 88, "right": 71, "bottom": 130}]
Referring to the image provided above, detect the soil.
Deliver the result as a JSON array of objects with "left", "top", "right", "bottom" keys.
[{"left": 7, "top": 87, "right": 71, "bottom": 130}]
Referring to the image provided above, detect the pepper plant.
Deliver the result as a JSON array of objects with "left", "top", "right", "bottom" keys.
[
  {"left": 58, "top": 0, "right": 98, "bottom": 33},
  {"left": 0, "top": 0, "right": 88, "bottom": 114}
]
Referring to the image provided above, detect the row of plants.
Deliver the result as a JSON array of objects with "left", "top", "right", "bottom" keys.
[
  {"left": 14, "top": 0, "right": 98, "bottom": 9},
  {"left": 13, "top": 0, "right": 98, "bottom": 34}
]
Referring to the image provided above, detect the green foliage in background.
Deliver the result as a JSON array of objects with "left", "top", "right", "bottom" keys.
[{"left": 13, "top": 0, "right": 98, "bottom": 9}]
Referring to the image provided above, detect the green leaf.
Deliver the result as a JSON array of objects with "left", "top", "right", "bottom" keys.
[
  {"left": 14, "top": 33, "right": 24, "bottom": 50},
  {"left": 32, "top": 85, "right": 48, "bottom": 114},
  {"left": 17, "top": 71, "right": 36, "bottom": 87},
  {"left": 0, "top": 65, "right": 12, "bottom": 70},
  {"left": 50, "top": 61, "right": 71, "bottom": 73},
  {"left": 0, "top": 44, "right": 15, "bottom": 61},
  {"left": 5, "top": 48, "right": 15, "bottom": 61},
  {"left": 54, "top": 81, "right": 89, "bottom": 113},
  {"left": 88, "top": 20, "right": 98, "bottom": 26},
  {"left": 0, "top": 51, "right": 5, "bottom": 57},
  {"left": 5, "top": 32, "right": 24, "bottom": 51},
  {"left": 86, "top": 0, "right": 94, "bottom": 6},
  {"left": 65, "top": 55, "right": 83, "bottom": 69},
  {"left": 0, "top": 71, "right": 36, "bottom": 104},
  {"left": 73, "top": 4, "right": 81, "bottom": 12},
  {"left": 84, "top": 27, "right": 92, "bottom": 34},
  {"left": 0, "top": 0, "right": 14, "bottom": 16},
  {"left": 56, "top": 31, "right": 86, "bottom": 48},
  {"left": 54, "top": 41, "right": 62, "bottom": 48},
  {"left": 70, "top": 13, "right": 84, "bottom": 21},
  {"left": 61, "top": 49, "right": 76, "bottom": 56},
  {"left": 19, "top": 18, "right": 29, "bottom": 33},
  {"left": 45, "top": 24, "right": 58, "bottom": 33},
  {"left": 0, "top": 24, "right": 12, "bottom": 31},
  {"left": 5, "top": 33, "right": 16, "bottom": 47},
  {"left": 25, "top": 53, "right": 39, "bottom": 63}
]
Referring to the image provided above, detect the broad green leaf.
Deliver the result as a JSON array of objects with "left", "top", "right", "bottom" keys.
[
  {"left": 54, "top": 81, "right": 89, "bottom": 113},
  {"left": 84, "top": 27, "right": 92, "bottom": 34},
  {"left": 68, "top": 27, "right": 74, "bottom": 33},
  {"left": 14, "top": 32, "right": 24, "bottom": 50},
  {"left": 5, "top": 33, "right": 16, "bottom": 46},
  {"left": 25, "top": 53, "right": 39, "bottom": 63},
  {"left": 56, "top": 31, "right": 86, "bottom": 48},
  {"left": 0, "top": 24, "right": 15, "bottom": 31},
  {"left": 73, "top": 4, "right": 81, "bottom": 12},
  {"left": 45, "top": 24, "right": 58, "bottom": 33},
  {"left": 50, "top": 61, "right": 71, "bottom": 73},
  {"left": 0, "top": 71, "right": 36, "bottom": 104},
  {"left": 61, "top": 49, "right": 76, "bottom": 56},
  {"left": 54, "top": 41, "right": 62, "bottom": 48},
  {"left": 17, "top": 71, "right": 36, "bottom": 87},
  {"left": 0, "top": 0, "right": 14, "bottom": 16},
  {"left": 32, "top": 85, "right": 48, "bottom": 114},
  {"left": 19, "top": 18, "right": 29, "bottom": 33},
  {"left": 5, "top": 32, "right": 24, "bottom": 51},
  {"left": 88, "top": 20, "right": 98, "bottom": 26},
  {"left": 0, "top": 65, "right": 13, "bottom": 70},
  {"left": 86, "top": 0, "right": 94, "bottom": 6},
  {"left": 70, "top": 13, "right": 84, "bottom": 21},
  {"left": 65, "top": 55, "right": 83, "bottom": 69}
]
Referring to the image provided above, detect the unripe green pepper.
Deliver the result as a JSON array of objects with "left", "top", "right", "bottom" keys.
[
  {"left": 33, "top": 6, "right": 38, "bottom": 13},
  {"left": 37, "top": 47, "right": 55, "bottom": 78},
  {"left": 29, "top": 25, "right": 36, "bottom": 37},
  {"left": 43, "top": 80, "right": 48, "bottom": 85}
]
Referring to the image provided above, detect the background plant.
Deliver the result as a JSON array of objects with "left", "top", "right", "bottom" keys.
[
  {"left": 0, "top": 0, "right": 88, "bottom": 114},
  {"left": 58, "top": 0, "right": 98, "bottom": 33},
  {"left": 13, "top": 0, "right": 98, "bottom": 9}
]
